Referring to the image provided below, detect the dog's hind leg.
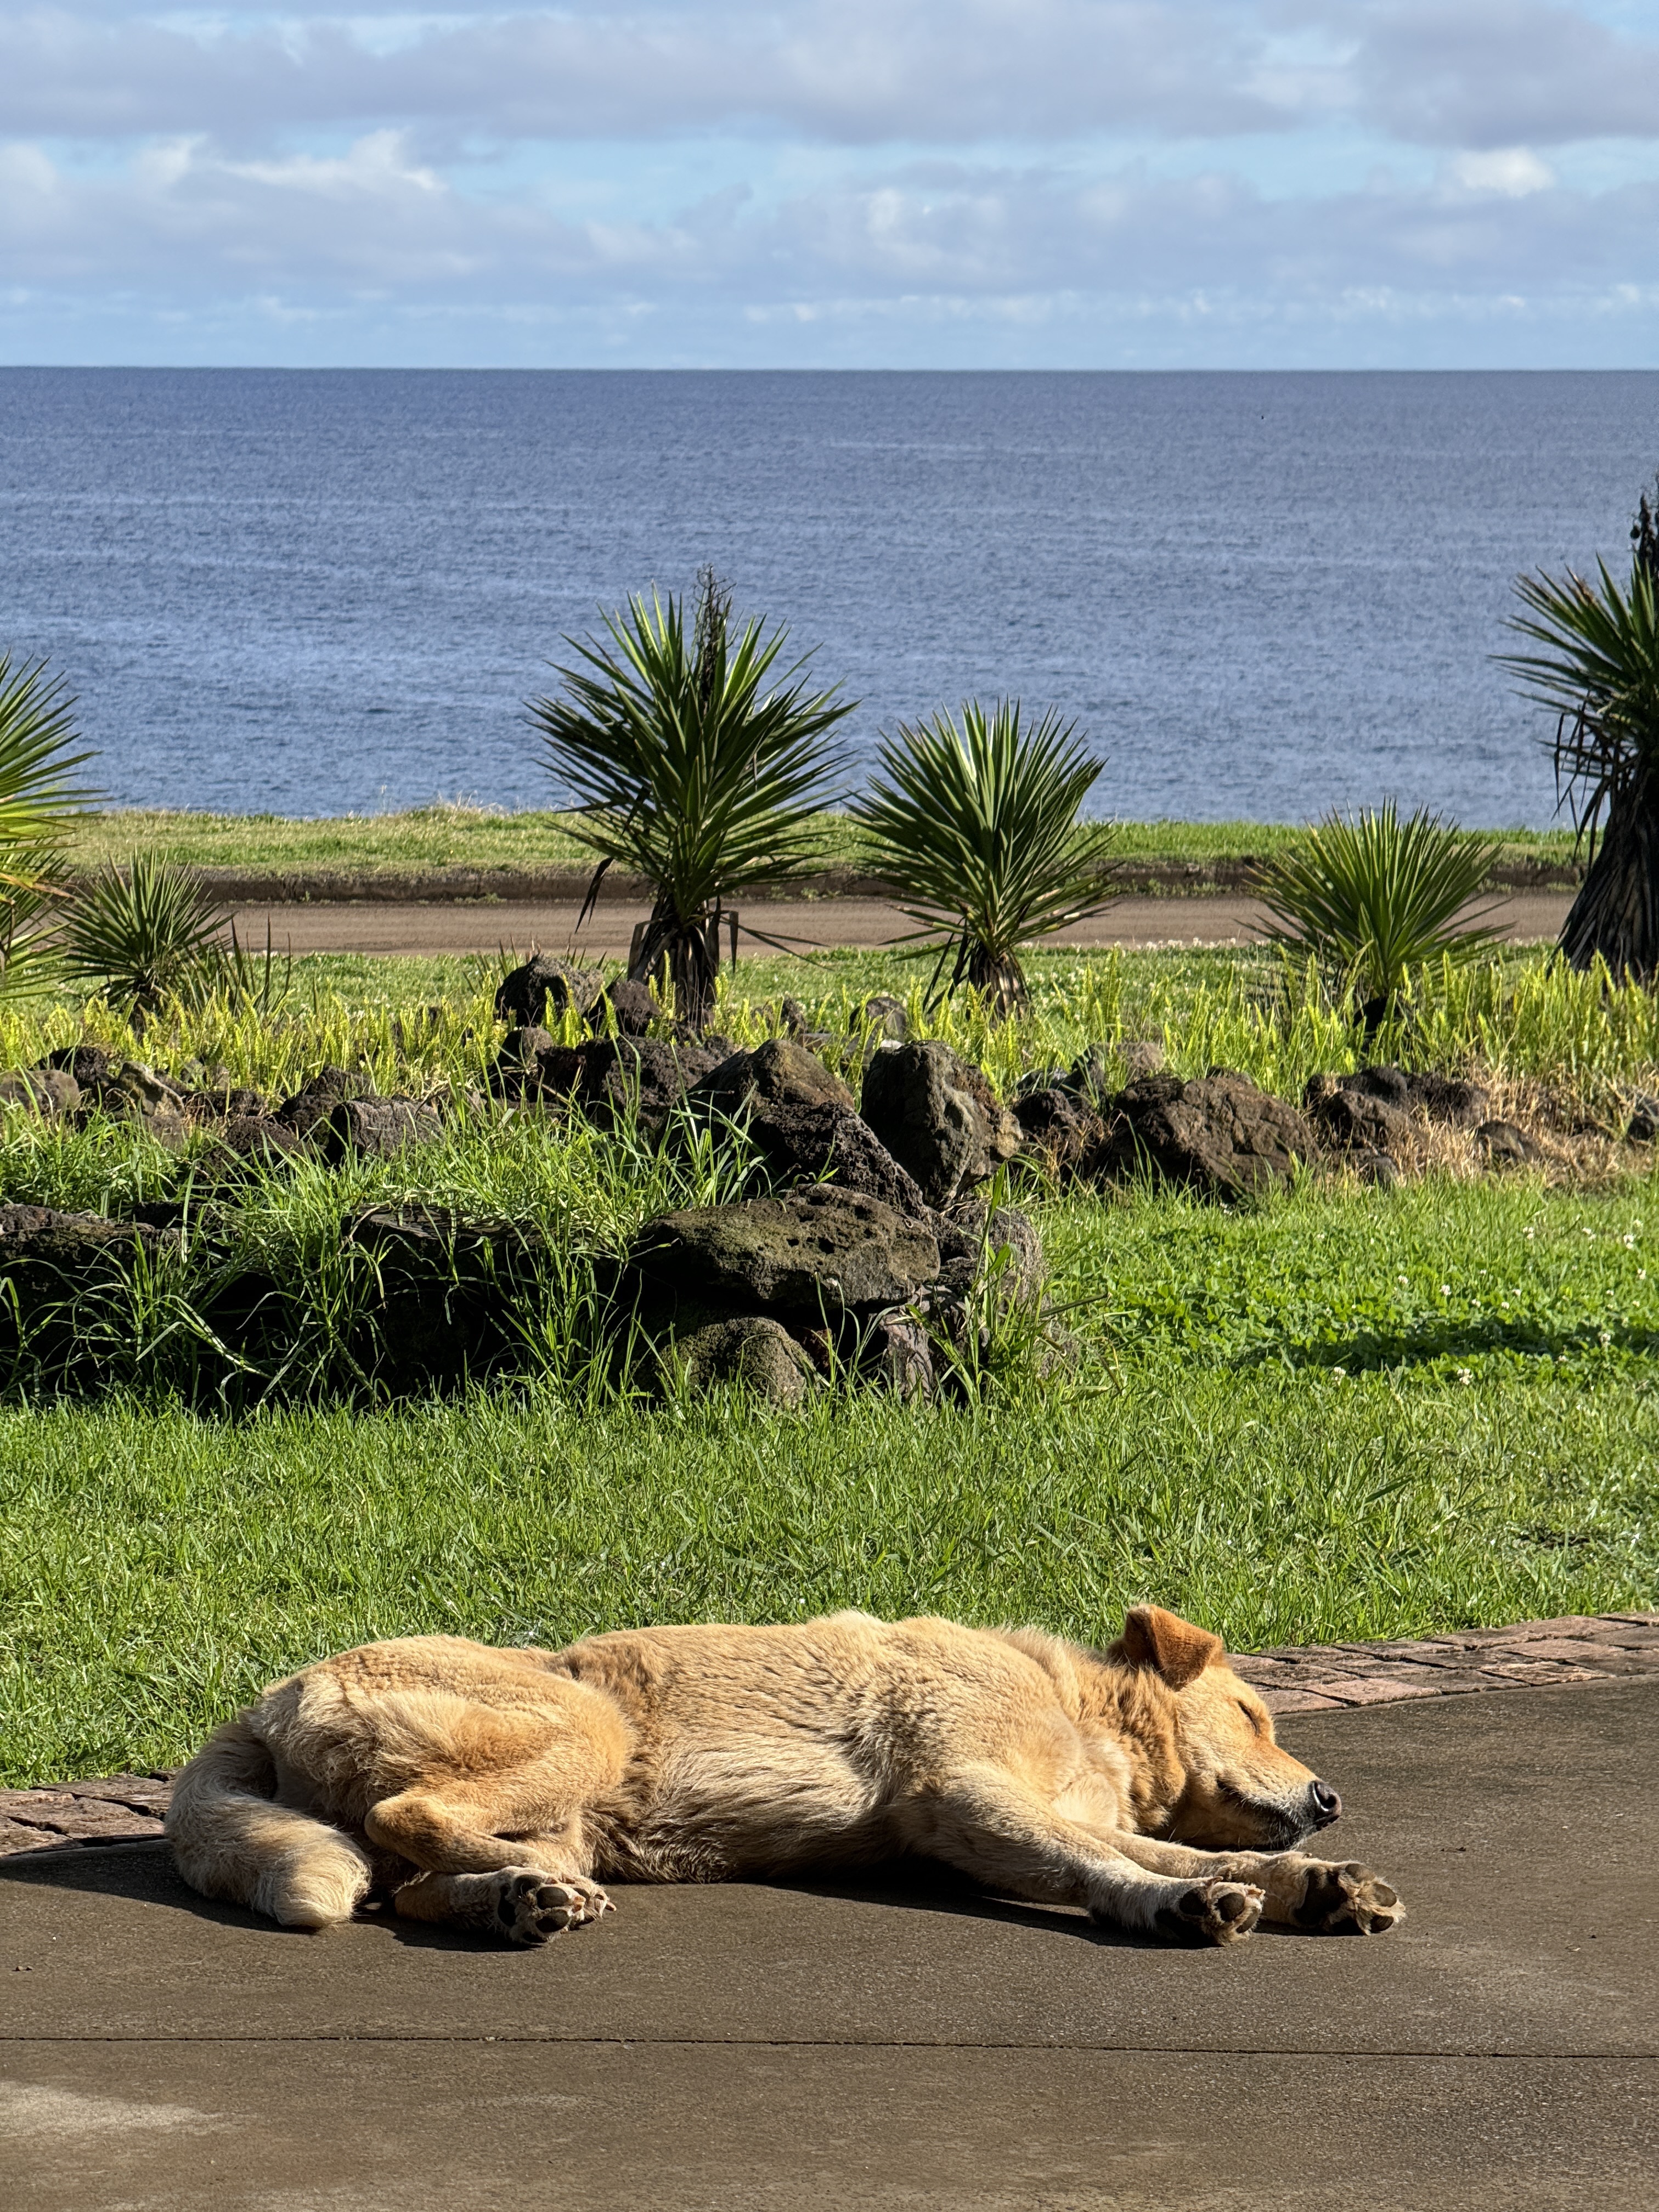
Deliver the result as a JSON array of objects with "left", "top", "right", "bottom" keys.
[
  {"left": 1106, "top": 1832, "right": 1404, "bottom": 1936},
  {"left": 362, "top": 1697, "right": 628, "bottom": 1945},
  {"left": 905, "top": 1768, "right": 1265, "bottom": 1946},
  {"left": 391, "top": 1866, "right": 610, "bottom": 1945},
  {"left": 371, "top": 1771, "right": 618, "bottom": 1946}
]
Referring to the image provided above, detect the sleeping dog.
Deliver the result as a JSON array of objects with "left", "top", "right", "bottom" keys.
[{"left": 167, "top": 1605, "right": 1403, "bottom": 1949}]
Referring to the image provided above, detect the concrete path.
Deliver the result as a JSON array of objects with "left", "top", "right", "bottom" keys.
[
  {"left": 3, "top": 1679, "right": 1654, "bottom": 2210},
  {"left": 229, "top": 890, "right": 1573, "bottom": 960}
]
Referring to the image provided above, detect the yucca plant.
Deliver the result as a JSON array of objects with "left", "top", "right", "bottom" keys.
[
  {"left": 1501, "top": 543, "right": 1659, "bottom": 981},
  {"left": 1252, "top": 803, "right": 1507, "bottom": 1027},
  {"left": 851, "top": 699, "right": 1115, "bottom": 1017},
  {"left": 528, "top": 571, "right": 854, "bottom": 1031},
  {"left": 0, "top": 654, "right": 95, "bottom": 1000},
  {"left": 60, "top": 853, "right": 230, "bottom": 1025}
]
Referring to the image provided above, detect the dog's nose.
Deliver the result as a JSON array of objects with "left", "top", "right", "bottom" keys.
[{"left": 1308, "top": 1780, "right": 1341, "bottom": 1827}]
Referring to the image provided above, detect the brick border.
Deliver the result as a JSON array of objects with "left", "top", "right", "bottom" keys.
[
  {"left": 1232, "top": 1611, "right": 1659, "bottom": 1711},
  {"left": 3, "top": 1612, "right": 1655, "bottom": 1860}
]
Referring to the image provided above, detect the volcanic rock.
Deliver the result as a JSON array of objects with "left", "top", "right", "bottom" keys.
[
  {"left": 214, "top": 1115, "right": 312, "bottom": 1169},
  {"left": 1305, "top": 1082, "right": 1412, "bottom": 1156},
  {"left": 930, "top": 1200, "right": 1046, "bottom": 1302},
  {"left": 674, "top": 1316, "right": 817, "bottom": 1407},
  {"left": 758, "top": 1106, "right": 930, "bottom": 1217},
  {"left": 628, "top": 1187, "right": 940, "bottom": 1322},
  {"left": 318, "top": 1096, "right": 444, "bottom": 1163},
  {"left": 0, "top": 1070, "right": 80, "bottom": 1118},
  {"left": 340, "top": 1204, "right": 551, "bottom": 1386},
  {"left": 533, "top": 1037, "right": 725, "bottom": 1130},
  {"left": 275, "top": 1066, "right": 370, "bottom": 1138},
  {"left": 593, "top": 978, "right": 659, "bottom": 1037},
  {"left": 861, "top": 994, "right": 910, "bottom": 1041},
  {"left": 1012, "top": 1085, "right": 1104, "bottom": 1175},
  {"left": 689, "top": 1038, "right": 856, "bottom": 1120},
  {"left": 1097, "top": 1071, "right": 1314, "bottom": 1198},
  {"left": 865, "top": 1312, "right": 934, "bottom": 1399},
  {"left": 1355, "top": 1149, "right": 1402, "bottom": 1188},
  {"left": 0, "top": 1204, "right": 161, "bottom": 1264},
  {"left": 1331, "top": 1064, "right": 1489, "bottom": 1128},
  {"left": 43, "top": 1043, "right": 113, "bottom": 1092},
  {"left": 859, "top": 1041, "right": 1022, "bottom": 1206},
  {"left": 89, "top": 1062, "right": 191, "bottom": 1148},
  {"left": 1475, "top": 1118, "right": 1537, "bottom": 1166},
  {"left": 494, "top": 956, "right": 604, "bottom": 1029}
]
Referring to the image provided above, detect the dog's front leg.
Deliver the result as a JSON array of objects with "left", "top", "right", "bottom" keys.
[
  {"left": 907, "top": 1769, "right": 1266, "bottom": 1946},
  {"left": 1107, "top": 1832, "right": 1404, "bottom": 1936}
]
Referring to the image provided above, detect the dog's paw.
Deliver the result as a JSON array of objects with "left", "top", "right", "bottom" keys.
[
  {"left": 491, "top": 1868, "right": 607, "bottom": 1946},
  {"left": 1293, "top": 1860, "right": 1403, "bottom": 1936},
  {"left": 1154, "top": 1877, "right": 1264, "bottom": 1947},
  {"left": 560, "top": 1876, "right": 615, "bottom": 1927}
]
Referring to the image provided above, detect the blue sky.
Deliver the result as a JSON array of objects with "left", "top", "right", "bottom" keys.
[{"left": 3, "top": 0, "right": 1658, "bottom": 365}]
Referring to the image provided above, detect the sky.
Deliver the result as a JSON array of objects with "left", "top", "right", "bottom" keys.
[{"left": 2, "top": 0, "right": 1658, "bottom": 366}]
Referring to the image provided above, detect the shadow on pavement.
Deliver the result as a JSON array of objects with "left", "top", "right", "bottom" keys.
[{"left": 0, "top": 1835, "right": 1257, "bottom": 1952}]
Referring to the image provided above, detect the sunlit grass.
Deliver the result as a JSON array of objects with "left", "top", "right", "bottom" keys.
[
  {"left": 3, "top": 1352, "right": 1653, "bottom": 1786},
  {"left": 72, "top": 805, "right": 1583, "bottom": 884},
  {"left": 3, "top": 941, "right": 1656, "bottom": 1111}
]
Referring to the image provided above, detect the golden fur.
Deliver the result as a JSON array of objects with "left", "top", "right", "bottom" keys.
[{"left": 166, "top": 1606, "right": 1402, "bottom": 1948}]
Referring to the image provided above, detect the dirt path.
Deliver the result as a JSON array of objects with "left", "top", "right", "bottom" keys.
[{"left": 234, "top": 891, "right": 1573, "bottom": 959}]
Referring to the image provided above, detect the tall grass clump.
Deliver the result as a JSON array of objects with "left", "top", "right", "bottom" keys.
[
  {"left": 853, "top": 698, "right": 1116, "bottom": 1018},
  {"left": 529, "top": 569, "right": 854, "bottom": 1032},
  {"left": 0, "top": 1086, "right": 770, "bottom": 1409}
]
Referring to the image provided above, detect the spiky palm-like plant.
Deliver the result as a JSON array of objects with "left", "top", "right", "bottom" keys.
[
  {"left": 851, "top": 699, "right": 1115, "bottom": 1018},
  {"left": 1252, "top": 802, "right": 1507, "bottom": 1025},
  {"left": 1502, "top": 548, "right": 1659, "bottom": 981},
  {"left": 61, "top": 853, "right": 229, "bottom": 1023},
  {"left": 0, "top": 654, "right": 95, "bottom": 999},
  {"left": 528, "top": 573, "right": 854, "bottom": 1032}
]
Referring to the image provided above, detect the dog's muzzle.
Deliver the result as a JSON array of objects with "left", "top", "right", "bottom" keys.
[{"left": 1307, "top": 1780, "right": 1342, "bottom": 1830}]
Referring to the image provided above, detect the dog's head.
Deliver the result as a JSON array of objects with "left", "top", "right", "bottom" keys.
[{"left": 1107, "top": 1605, "right": 1342, "bottom": 1850}]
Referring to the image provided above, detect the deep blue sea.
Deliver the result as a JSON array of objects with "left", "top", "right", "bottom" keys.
[{"left": 2, "top": 369, "right": 1657, "bottom": 825}]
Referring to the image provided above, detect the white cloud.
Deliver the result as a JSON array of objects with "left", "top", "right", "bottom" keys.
[
  {"left": 1449, "top": 148, "right": 1556, "bottom": 197},
  {"left": 2, "top": 0, "right": 1658, "bottom": 359},
  {"left": 229, "top": 129, "right": 443, "bottom": 197},
  {"left": 6, "top": 0, "right": 1657, "bottom": 151}
]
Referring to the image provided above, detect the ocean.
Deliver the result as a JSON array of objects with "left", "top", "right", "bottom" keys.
[{"left": 2, "top": 368, "right": 1656, "bottom": 826}]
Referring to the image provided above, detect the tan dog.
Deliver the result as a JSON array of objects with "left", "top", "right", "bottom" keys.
[{"left": 166, "top": 1606, "right": 1402, "bottom": 1949}]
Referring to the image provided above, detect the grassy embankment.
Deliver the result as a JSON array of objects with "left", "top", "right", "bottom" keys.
[
  {"left": 1, "top": 941, "right": 1655, "bottom": 1784},
  {"left": 74, "top": 806, "right": 1585, "bottom": 893}
]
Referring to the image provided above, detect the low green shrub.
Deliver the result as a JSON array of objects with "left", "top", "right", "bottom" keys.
[{"left": 1251, "top": 802, "right": 1506, "bottom": 1020}]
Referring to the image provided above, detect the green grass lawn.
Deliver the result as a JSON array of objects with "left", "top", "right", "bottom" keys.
[
  {"left": 2, "top": 1179, "right": 1654, "bottom": 1786},
  {"left": 71, "top": 806, "right": 1583, "bottom": 887}
]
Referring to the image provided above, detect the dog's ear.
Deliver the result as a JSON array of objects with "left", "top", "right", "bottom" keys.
[{"left": 1109, "top": 1606, "right": 1224, "bottom": 1687}]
